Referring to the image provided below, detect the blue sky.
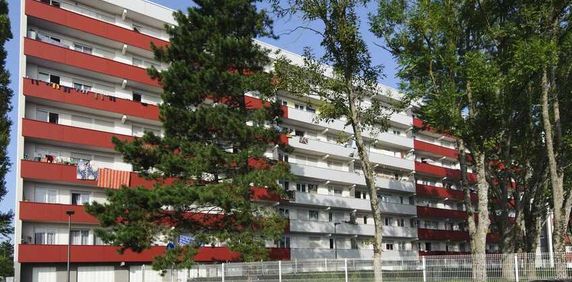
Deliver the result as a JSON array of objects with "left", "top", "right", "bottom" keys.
[{"left": 2, "top": 0, "right": 399, "bottom": 228}]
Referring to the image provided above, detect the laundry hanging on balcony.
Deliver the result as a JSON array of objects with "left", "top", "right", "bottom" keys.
[
  {"left": 76, "top": 159, "right": 98, "bottom": 180},
  {"left": 98, "top": 168, "right": 130, "bottom": 189}
]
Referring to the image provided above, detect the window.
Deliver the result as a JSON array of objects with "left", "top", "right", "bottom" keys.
[
  {"left": 363, "top": 216, "right": 368, "bottom": 224},
  {"left": 276, "top": 236, "right": 290, "bottom": 248},
  {"left": 386, "top": 243, "right": 394, "bottom": 250},
  {"left": 308, "top": 184, "right": 318, "bottom": 194},
  {"left": 328, "top": 212, "right": 333, "bottom": 222},
  {"left": 73, "top": 82, "right": 92, "bottom": 92},
  {"left": 74, "top": 43, "right": 93, "bottom": 54},
  {"left": 309, "top": 210, "right": 319, "bottom": 220},
  {"left": 351, "top": 238, "right": 358, "bottom": 249},
  {"left": 278, "top": 208, "right": 289, "bottom": 218},
  {"left": 278, "top": 152, "right": 289, "bottom": 163},
  {"left": 398, "top": 242, "right": 406, "bottom": 250},
  {"left": 296, "top": 183, "right": 307, "bottom": 193},
  {"left": 329, "top": 238, "right": 334, "bottom": 249},
  {"left": 280, "top": 181, "right": 289, "bottom": 190},
  {"left": 410, "top": 219, "right": 417, "bottom": 227},
  {"left": 425, "top": 242, "right": 432, "bottom": 251},
  {"left": 397, "top": 218, "right": 405, "bottom": 227},
  {"left": 70, "top": 230, "right": 90, "bottom": 245},
  {"left": 308, "top": 237, "right": 321, "bottom": 248},
  {"left": 384, "top": 217, "right": 393, "bottom": 226},
  {"left": 294, "top": 104, "right": 304, "bottom": 110},
  {"left": 49, "top": 74, "right": 60, "bottom": 85},
  {"left": 35, "top": 188, "right": 57, "bottom": 203},
  {"left": 132, "top": 93, "right": 142, "bottom": 102},
  {"left": 71, "top": 191, "right": 90, "bottom": 205},
  {"left": 306, "top": 105, "right": 316, "bottom": 113},
  {"left": 294, "top": 130, "right": 305, "bottom": 137},
  {"left": 132, "top": 125, "right": 161, "bottom": 137},
  {"left": 34, "top": 231, "right": 55, "bottom": 244},
  {"left": 392, "top": 130, "right": 401, "bottom": 136},
  {"left": 36, "top": 109, "right": 59, "bottom": 124}
]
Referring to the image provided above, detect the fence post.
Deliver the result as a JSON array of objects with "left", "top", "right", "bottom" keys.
[
  {"left": 325, "top": 258, "right": 328, "bottom": 272},
  {"left": 142, "top": 264, "right": 145, "bottom": 282},
  {"left": 221, "top": 263, "right": 225, "bottom": 282},
  {"left": 344, "top": 258, "right": 348, "bottom": 282},
  {"left": 422, "top": 256, "right": 427, "bottom": 282},
  {"left": 514, "top": 254, "right": 519, "bottom": 282},
  {"left": 278, "top": 261, "right": 282, "bottom": 282}
]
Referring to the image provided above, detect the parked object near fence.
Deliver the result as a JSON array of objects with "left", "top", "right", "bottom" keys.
[{"left": 151, "top": 252, "right": 572, "bottom": 282}]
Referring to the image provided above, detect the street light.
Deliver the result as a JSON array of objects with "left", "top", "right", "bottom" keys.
[
  {"left": 333, "top": 222, "right": 341, "bottom": 259},
  {"left": 66, "top": 210, "right": 75, "bottom": 282}
]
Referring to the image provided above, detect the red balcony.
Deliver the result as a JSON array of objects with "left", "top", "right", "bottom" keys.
[
  {"left": 414, "top": 140, "right": 457, "bottom": 159},
  {"left": 418, "top": 228, "right": 469, "bottom": 241},
  {"left": 18, "top": 245, "right": 289, "bottom": 263},
  {"left": 417, "top": 206, "right": 467, "bottom": 220},
  {"left": 22, "top": 119, "right": 133, "bottom": 150},
  {"left": 416, "top": 184, "right": 476, "bottom": 202},
  {"left": 23, "top": 78, "right": 160, "bottom": 121},
  {"left": 21, "top": 160, "right": 97, "bottom": 186},
  {"left": 25, "top": 0, "right": 168, "bottom": 51},
  {"left": 24, "top": 38, "right": 159, "bottom": 88},
  {"left": 19, "top": 202, "right": 98, "bottom": 224},
  {"left": 415, "top": 162, "right": 477, "bottom": 182}
]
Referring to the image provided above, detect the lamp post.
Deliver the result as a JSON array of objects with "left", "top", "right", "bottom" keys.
[
  {"left": 334, "top": 222, "right": 341, "bottom": 259},
  {"left": 66, "top": 210, "right": 75, "bottom": 282}
]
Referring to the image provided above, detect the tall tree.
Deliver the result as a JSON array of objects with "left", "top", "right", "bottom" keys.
[
  {"left": 0, "top": 0, "right": 12, "bottom": 278},
  {"left": 372, "top": 1, "right": 504, "bottom": 281},
  {"left": 0, "top": 0, "right": 12, "bottom": 237},
  {"left": 515, "top": 1, "right": 572, "bottom": 276},
  {"left": 87, "top": 0, "right": 290, "bottom": 271},
  {"left": 273, "top": 1, "right": 393, "bottom": 280}
]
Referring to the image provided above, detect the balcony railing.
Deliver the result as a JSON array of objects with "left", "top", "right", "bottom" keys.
[
  {"left": 19, "top": 201, "right": 98, "bottom": 224},
  {"left": 26, "top": 0, "right": 169, "bottom": 50},
  {"left": 289, "top": 163, "right": 415, "bottom": 193},
  {"left": 18, "top": 244, "right": 289, "bottom": 263},
  {"left": 417, "top": 228, "right": 469, "bottom": 241},
  {"left": 414, "top": 139, "right": 458, "bottom": 159},
  {"left": 24, "top": 38, "right": 159, "bottom": 87},
  {"left": 22, "top": 118, "right": 133, "bottom": 150},
  {"left": 416, "top": 206, "right": 467, "bottom": 220},
  {"left": 23, "top": 77, "right": 160, "bottom": 121},
  {"left": 288, "top": 219, "right": 417, "bottom": 238}
]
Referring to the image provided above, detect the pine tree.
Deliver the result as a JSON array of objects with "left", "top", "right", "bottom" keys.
[
  {"left": 0, "top": 0, "right": 12, "bottom": 237},
  {"left": 87, "top": 0, "right": 290, "bottom": 271}
]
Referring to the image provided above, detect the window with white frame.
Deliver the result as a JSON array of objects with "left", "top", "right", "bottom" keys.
[
  {"left": 73, "top": 81, "right": 92, "bottom": 92},
  {"left": 70, "top": 229, "right": 90, "bottom": 245},
  {"left": 71, "top": 191, "right": 90, "bottom": 205},
  {"left": 36, "top": 109, "right": 59, "bottom": 124},
  {"left": 73, "top": 43, "right": 93, "bottom": 54},
  {"left": 34, "top": 230, "right": 56, "bottom": 245},
  {"left": 34, "top": 187, "right": 57, "bottom": 203},
  {"left": 308, "top": 210, "right": 319, "bottom": 221}
]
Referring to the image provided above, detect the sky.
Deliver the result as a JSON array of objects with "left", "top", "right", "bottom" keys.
[{"left": 1, "top": 0, "right": 400, "bottom": 233}]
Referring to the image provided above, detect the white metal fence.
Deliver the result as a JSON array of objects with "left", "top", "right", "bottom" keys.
[{"left": 176, "top": 252, "right": 572, "bottom": 281}]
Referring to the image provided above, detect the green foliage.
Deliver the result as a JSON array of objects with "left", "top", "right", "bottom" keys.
[
  {"left": 0, "top": 0, "right": 12, "bottom": 239},
  {"left": 86, "top": 0, "right": 290, "bottom": 270},
  {"left": 0, "top": 241, "right": 12, "bottom": 278}
]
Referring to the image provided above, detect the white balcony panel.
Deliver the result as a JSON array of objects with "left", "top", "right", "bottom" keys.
[
  {"left": 368, "top": 153, "right": 414, "bottom": 171},
  {"left": 290, "top": 220, "right": 416, "bottom": 238},
  {"left": 383, "top": 226, "right": 417, "bottom": 238},
  {"left": 389, "top": 112, "right": 413, "bottom": 127},
  {"left": 293, "top": 192, "right": 371, "bottom": 211},
  {"left": 379, "top": 202, "right": 417, "bottom": 215},
  {"left": 290, "top": 164, "right": 415, "bottom": 193},
  {"left": 287, "top": 108, "right": 413, "bottom": 148},
  {"left": 289, "top": 164, "right": 364, "bottom": 185},
  {"left": 290, "top": 249, "right": 418, "bottom": 260},
  {"left": 375, "top": 177, "right": 415, "bottom": 193},
  {"left": 289, "top": 138, "right": 354, "bottom": 159}
]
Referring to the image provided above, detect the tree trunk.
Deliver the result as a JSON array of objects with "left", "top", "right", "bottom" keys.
[
  {"left": 348, "top": 90, "right": 383, "bottom": 282},
  {"left": 459, "top": 145, "right": 490, "bottom": 282},
  {"left": 540, "top": 67, "right": 567, "bottom": 278}
]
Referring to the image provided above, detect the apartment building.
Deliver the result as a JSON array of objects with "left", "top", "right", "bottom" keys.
[
  {"left": 412, "top": 118, "right": 500, "bottom": 254},
  {"left": 15, "top": 0, "right": 479, "bottom": 281}
]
